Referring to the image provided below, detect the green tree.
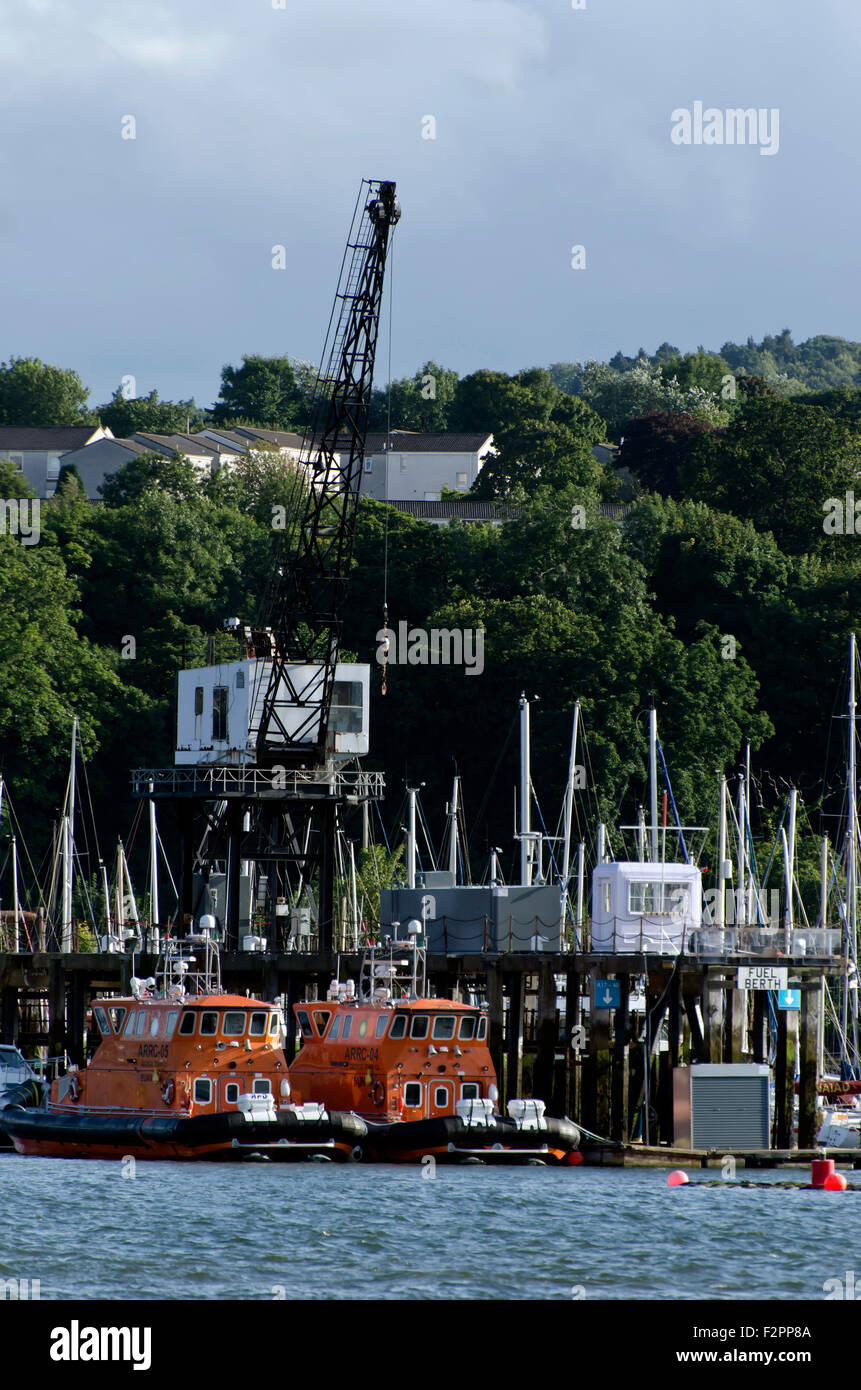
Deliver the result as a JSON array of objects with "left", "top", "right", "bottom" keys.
[
  {"left": 212, "top": 355, "right": 306, "bottom": 429},
  {"left": 682, "top": 396, "right": 861, "bottom": 555},
  {"left": 98, "top": 386, "right": 204, "bottom": 436},
  {"left": 0, "top": 357, "right": 93, "bottom": 426}
]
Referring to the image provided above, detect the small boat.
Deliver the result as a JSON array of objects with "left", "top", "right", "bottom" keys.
[
  {"left": 0, "top": 937, "right": 365, "bottom": 1162},
  {"left": 288, "top": 938, "right": 580, "bottom": 1164},
  {"left": 0, "top": 1045, "right": 44, "bottom": 1148}
]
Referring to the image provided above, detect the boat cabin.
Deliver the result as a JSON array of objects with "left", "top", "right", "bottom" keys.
[
  {"left": 288, "top": 998, "right": 497, "bottom": 1121},
  {"left": 52, "top": 995, "right": 291, "bottom": 1118}
]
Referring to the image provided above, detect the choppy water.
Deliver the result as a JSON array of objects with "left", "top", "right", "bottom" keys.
[{"left": 0, "top": 1155, "right": 854, "bottom": 1300}]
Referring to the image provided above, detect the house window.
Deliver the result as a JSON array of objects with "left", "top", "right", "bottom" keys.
[
  {"left": 364, "top": 458, "right": 372, "bottom": 473},
  {"left": 212, "top": 686, "right": 228, "bottom": 741},
  {"left": 235, "top": 670, "right": 245, "bottom": 689},
  {"left": 398, "top": 456, "right": 407, "bottom": 473},
  {"left": 456, "top": 472, "right": 468, "bottom": 489},
  {"left": 9, "top": 454, "right": 23, "bottom": 472},
  {"left": 46, "top": 456, "right": 61, "bottom": 480}
]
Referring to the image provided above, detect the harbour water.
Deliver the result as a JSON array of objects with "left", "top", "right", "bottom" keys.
[{"left": 0, "top": 1155, "right": 854, "bottom": 1301}]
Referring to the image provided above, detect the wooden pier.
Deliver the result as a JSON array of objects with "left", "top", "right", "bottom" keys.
[{"left": 0, "top": 947, "right": 840, "bottom": 1159}]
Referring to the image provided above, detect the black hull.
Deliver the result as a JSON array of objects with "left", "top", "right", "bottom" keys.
[
  {"left": 359, "top": 1114, "right": 581, "bottom": 1163},
  {"left": 0, "top": 1106, "right": 367, "bottom": 1161}
]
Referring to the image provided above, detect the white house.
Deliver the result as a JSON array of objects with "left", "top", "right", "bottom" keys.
[
  {"left": 358, "top": 431, "right": 495, "bottom": 502},
  {"left": 0, "top": 426, "right": 113, "bottom": 497},
  {"left": 591, "top": 861, "right": 703, "bottom": 954}
]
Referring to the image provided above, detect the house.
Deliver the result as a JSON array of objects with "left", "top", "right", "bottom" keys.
[
  {"left": 356, "top": 431, "right": 495, "bottom": 502},
  {"left": 0, "top": 426, "right": 113, "bottom": 498}
]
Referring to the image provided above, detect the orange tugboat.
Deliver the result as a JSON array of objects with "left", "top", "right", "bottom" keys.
[
  {"left": 288, "top": 935, "right": 580, "bottom": 1164},
  {"left": 0, "top": 937, "right": 365, "bottom": 1161}
]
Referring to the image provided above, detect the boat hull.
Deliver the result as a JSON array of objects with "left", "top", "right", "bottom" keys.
[
  {"left": 0, "top": 1106, "right": 367, "bottom": 1162},
  {"left": 358, "top": 1114, "right": 581, "bottom": 1164}
]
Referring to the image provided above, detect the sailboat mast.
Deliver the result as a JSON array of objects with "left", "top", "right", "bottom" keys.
[
  {"left": 148, "top": 782, "right": 159, "bottom": 931},
  {"left": 11, "top": 834, "right": 20, "bottom": 953},
  {"left": 649, "top": 708, "right": 658, "bottom": 864},
  {"left": 560, "top": 701, "right": 580, "bottom": 931},
  {"left": 846, "top": 633, "right": 858, "bottom": 1070},
  {"left": 447, "top": 775, "right": 459, "bottom": 881},
  {"left": 519, "top": 693, "right": 533, "bottom": 886}
]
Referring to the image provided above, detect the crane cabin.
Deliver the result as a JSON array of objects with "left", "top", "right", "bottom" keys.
[{"left": 175, "top": 657, "right": 370, "bottom": 765}]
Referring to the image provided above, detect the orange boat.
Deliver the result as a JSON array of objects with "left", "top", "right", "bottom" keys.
[
  {"left": 0, "top": 938, "right": 365, "bottom": 1162},
  {"left": 288, "top": 941, "right": 581, "bottom": 1164}
]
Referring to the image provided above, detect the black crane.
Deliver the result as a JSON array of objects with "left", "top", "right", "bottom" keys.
[{"left": 255, "top": 178, "right": 400, "bottom": 765}]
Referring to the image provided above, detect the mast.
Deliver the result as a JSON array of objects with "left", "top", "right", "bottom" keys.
[
  {"left": 446, "top": 775, "right": 459, "bottom": 881},
  {"left": 845, "top": 633, "right": 858, "bottom": 1070},
  {"left": 716, "top": 774, "right": 727, "bottom": 928},
  {"left": 560, "top": 701, "right": 580, "bottom": 928},
  {"left": 148, "top": 781, "right": 159, "bottom": 932},
  {"left": 11, "top": 834, "right": 20, "bottom": 953},
  {"left": 519, "top": 693, "right": 532, "bottom": 886},
  {"left": 786, "top": 787, "right": 797, "bottom": 944},
  {"left": 736, "top": 775, "right": 746, "bottom": 929},
  {"left": 649, "top": 707, "right": 658, "bottom": 865},
  {"left": 406, "top": 785, "right": 417, "bottom": 890}
]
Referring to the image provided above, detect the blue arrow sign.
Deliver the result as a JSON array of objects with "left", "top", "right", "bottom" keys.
[
  {"left": 778, "top": 989, "right": 801, "bottom": 1011},
  {"left": 594, "top": 979, "right": 621, "bottom": 1009}
]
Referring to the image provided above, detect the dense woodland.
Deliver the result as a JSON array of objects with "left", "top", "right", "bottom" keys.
[{"left": 2, "top": 332, "right": 861, "bottom": 903}]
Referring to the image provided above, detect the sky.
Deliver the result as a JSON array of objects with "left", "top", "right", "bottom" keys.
[{"left": 0, "top": 0, "right": 859, "bottom": 411}]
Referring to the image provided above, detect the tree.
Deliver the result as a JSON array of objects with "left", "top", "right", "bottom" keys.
[
  {"left": 618, "top": 412, "right": 718, "bottom": 497},
  {"left": 212, "top": 355, "right": 306, "bottom": 429},
  {"left": 471, "top": 420, "right": 605, "bottom": 500},
  {"left": 368, "top": 361, "right": 460, "bottom": 432},
  {"left": 681, "top": 396, "right": 861, "bottom": 555},
  {"left": 98, "top": 451, "right": 203, "bottom": 507},
  {"left": 0, "top": 356, "right": 93, "bottom": 426},
  {"left": 578, "top": 359, "right": 729, "bottom": 439},
  {"left": 98, "top": 386, "right": 204, "bottom": 436}
]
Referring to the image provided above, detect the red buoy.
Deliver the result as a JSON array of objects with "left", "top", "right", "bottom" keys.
[
  {"left": 668, "top": 1169, "right": 689, "bottom": 1187},
  {"left": 824, "top": 1172, "right": 848, "bottom": 1191},
  {"left": 565, "top": 1150, "right": 584, "bottom": 1166},
  {"left": 811, "top": 1158, "right": 836, "bottom": 1189}
]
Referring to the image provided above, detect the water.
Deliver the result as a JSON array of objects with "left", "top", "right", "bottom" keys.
[{"left": 0, "top": 1155, "right": 853, "bottom": 1300}]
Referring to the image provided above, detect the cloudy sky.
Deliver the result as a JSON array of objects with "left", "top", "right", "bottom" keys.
[{"left": 0, "top": 0, "right": 858, "bottom": 410}]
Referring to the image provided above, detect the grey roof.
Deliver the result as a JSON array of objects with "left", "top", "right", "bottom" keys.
[
  {"left": 0, "top": 426, "right": 105, "bottom": 449},
  {"left": 361, "top": 431, "right": 493, "bottom": 454},
  {"left": 384, "top": 499, "right": 632, "bottom": 522},
  {"left": 228, "top": 427, "right": 305, "bottom": 448},
  {"left": 130, "top": 433, "right": 218, "bottom": 456},
  {"left": 384, "top": 499, "right": 521, "bottom": 521}
]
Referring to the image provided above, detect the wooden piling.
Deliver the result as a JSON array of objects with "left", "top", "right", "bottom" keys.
[
  {"left": 505, "top": 971, "right": 525, "bottom": 1106},
  {"left": 611, "top": 972, "right": 630, "bottom": 1142},
  {"left": 532, "top": 963, "right": 557, "bottom": 1106}
]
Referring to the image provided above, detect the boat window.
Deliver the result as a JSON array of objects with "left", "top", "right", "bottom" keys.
[
  {"left": 253, "top": 1078, "right": 272, "bottom": 1095},
  {"left": 149, "top": 1016, "right": 161, "bottom": 1037},
  {"left": 199, "top": 1012, "right": 219, "bottom": 1036},
  {"left": 178, "top": 1011, "right": 196, "bottom": 1035},
  {"left": 135, "top": 1012, "right": 146, "bottom": 1037},
  {"left": 193, "top": 1078, "right": 212, "bottom": 1104},
  {"left": 297, "top": 1010, "right": 314, "bottom": 1039},
  {"left": 342, "top": 1015, "right": 353, "bottom": 1040},
  {"left": 314, "top": 1011, "right": 331, "bottom": 1036},
  {"left": 410, "top": 1015, "right": 429, "bottom": 1039},
  {"left": 328, "top": 1015, "right": 341, "bottom": 1042},
  {"left": 225, "top": 1082, "right": 240, "bottom": 1103},
  {"left": 212, "top": 686, "right": 228, "bottom": 742},
  {"left": 403, "top": 1082, "right": 422, "bottom": 1107},
  {"left": 431, "top": 1015, "right": 456, "bottom": 1040},
  {"left": 93, "top": 1006, "right": 111, "bottom": 1035},
  {"left": 375, "top": 1015, "right": 388, "bottom": 1038},
  {"left": 461, "top": 1082, "right": 479, "bottom": 1099},
  {"left": 458, "top": 1015, "right": 476, "bottom": 1041},
  {"left": 268, "top": 1014, "right": 280, "bottom": 1037},
  {"left": 434, "top": 1086, "right": 449, "bottom": 1108},
  {"left": 389, "top": 1015, "right": 407, "bottom": 1039},
  {"left": 165, "top": 1010, "right": 179, "bottom": 1038},
  {"left": 109, "top": 1006, "right": 127, "bottom": 1033},
  {"left": 477, "top": 1017, "right": 487, "bottom": 1040},
  {"left": 222, "top": 1011, "right": 246, "bottom": 1036},
  {"left": 249, "top": 1012, "right": 267, "bottom": 1036},
  {"left": 123, "top": 1011, "right": 137, "bottom": 1036}
]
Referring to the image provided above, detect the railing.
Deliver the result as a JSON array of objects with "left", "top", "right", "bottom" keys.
[{"left": 132, "top": 766, "right": 384, "bottom": 800}]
